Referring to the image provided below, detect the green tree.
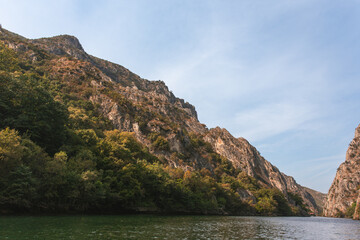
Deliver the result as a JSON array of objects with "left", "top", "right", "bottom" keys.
[
  {"left": 345, "top": 202, "right": 357, "bottom": 218},
  {"left": 0, "top": 128, "right": 24, "bottom": 177},
  {"left": 1, "top": 165, "right": 38, "bottom": 210},
  {"left": 0, "top": 43, "right": 19, "bottom": 72},
  {"left": 0, "top": 75, "right": 68, "bottom": 154},
  {"left": 152, "top": 135, "right": 170, "bottom": 151}
]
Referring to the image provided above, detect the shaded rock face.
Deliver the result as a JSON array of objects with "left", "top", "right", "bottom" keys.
[
  {"left": 303, "top": 187, "right": 326, "bottom": 214},
  {"left": 204, "top": 127, "right": 321, "bottom": 214},
  {"left": 1, "top": 28, "right": 323, "bottom": 213},
  {"left": 354, "top": 192, "right": 360, "bottom": 220},
  {"left": 324, "top": 124, "right": 360, "bottom": 219}
]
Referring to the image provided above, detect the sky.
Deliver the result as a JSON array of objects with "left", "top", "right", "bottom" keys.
[{"left": 1, "top": 0, "right": 360, "bottom": 193}]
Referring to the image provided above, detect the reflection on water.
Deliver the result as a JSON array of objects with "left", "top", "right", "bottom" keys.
[{"left": 0, "top": 215, "right": 359, "bottom": 239}]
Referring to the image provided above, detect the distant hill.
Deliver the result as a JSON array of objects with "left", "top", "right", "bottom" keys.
[{"left": 303, "top": 187, "right": 326, "bottom": 215}]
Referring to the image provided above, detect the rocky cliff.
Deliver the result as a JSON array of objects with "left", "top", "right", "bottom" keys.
[
  {"left": 324, "top": 124, "right": 360, "bottom": 219},
  {"left": 0, "top": 28, "right": 323, "bottom": 215},
  {"left": 204, "top": 127, "right": 322, "bottom": 214},
  {"left": 303, "top": 187, "right": 326, "bottom": 214}
]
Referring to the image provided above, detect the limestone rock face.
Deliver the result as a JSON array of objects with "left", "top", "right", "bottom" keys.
[
  {"left": 324, "top": 124, "right": 360, "bottom": 219},
  {"left": 204, "top": 127, "right": 322, "bottom": 214},
  {"left": 0, "top": 27, "right": 324, "bottom": 214}
]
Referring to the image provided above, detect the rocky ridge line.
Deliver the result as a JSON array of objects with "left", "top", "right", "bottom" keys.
[{"left": 204, "top": 127, "right": 322, "bottom": 214}]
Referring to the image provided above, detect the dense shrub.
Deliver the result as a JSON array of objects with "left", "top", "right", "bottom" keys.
[{"left": 345, "top": 202, "right": 357, "bottom": 218}]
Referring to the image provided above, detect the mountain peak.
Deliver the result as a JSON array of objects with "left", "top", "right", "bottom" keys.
[
  {"left": 47, "top": 34, "right": 84, "bottom": 51},
  {"left": 31, "top": 34, "right": 87, "bottom": 60},
  {"left": 355, "top": 123, "right": 360, "bottom": 138}
]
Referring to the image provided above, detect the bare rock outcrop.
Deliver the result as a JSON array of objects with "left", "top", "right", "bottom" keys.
[
  {"left": 324, "top": 124, "right": 360, "bottom": 219},
  {"left": 204, "top": 127, "right": 321, "bottom": 214}
]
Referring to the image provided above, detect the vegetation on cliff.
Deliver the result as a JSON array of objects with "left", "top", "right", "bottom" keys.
[{"left": 0, "top": 32, "right": 310, "bottom": 216}]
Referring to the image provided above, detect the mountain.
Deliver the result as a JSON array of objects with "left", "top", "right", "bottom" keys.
[
  {"left": 204, "top": 127, "right": 325, "bottom": 214},
  {"left": 303, "top": 187, "right": 326, "bottom": 215},
  {"left": 0, "top": 27, "right": 321, "bottom": 215},
  {"left": 324, "top": 124, "right": 360, "bottom": 219}
]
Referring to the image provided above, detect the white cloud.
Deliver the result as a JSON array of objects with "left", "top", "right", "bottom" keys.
[{"left": 234, "top": 101, "right": 318, "bottom": 142}]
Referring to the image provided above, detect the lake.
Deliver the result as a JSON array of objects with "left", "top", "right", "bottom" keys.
[{"left": 0, "top": 215, "right": 359, "bottom": 239}]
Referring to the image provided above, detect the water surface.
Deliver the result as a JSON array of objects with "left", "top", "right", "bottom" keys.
[{"left": 0, "top": 215, "right": 359, "bottom": 239}]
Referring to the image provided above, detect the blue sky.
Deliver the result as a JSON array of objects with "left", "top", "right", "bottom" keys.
[{"left": 1, "top": 0, "right": 360, "bottom": 193}]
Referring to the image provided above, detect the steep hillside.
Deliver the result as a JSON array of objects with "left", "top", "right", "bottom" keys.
[
  {"left": 303, "top": 187, "right": 326, "bottom": 214},
  {"left": 324, "top": 124, "right": 360, "bottom": 219},
  {"left": 0, "top": 27, "right": 321, "bottom": 215},
  {"left": 204, "top": 127, "right": 321, "bottom": 214}
]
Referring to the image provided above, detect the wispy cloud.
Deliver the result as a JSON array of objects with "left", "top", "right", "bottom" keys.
[
  {"left": 302, "top": 154, "right": 344, "bottom": 164},
  {"left": 293, "top": 154, "right": 345, "bottom": 192},
  {"left": 234, "top": 102, "right": 318, "bottom": 142}
]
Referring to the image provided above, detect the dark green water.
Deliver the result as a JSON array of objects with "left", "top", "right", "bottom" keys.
[{"left": 0, "top": 215, "right": 359, "bottom": 239}]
